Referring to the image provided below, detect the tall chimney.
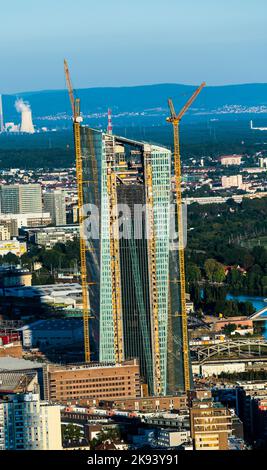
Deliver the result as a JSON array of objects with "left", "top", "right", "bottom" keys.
[
  {"left": 0, "top": 95, "right": 4, "bottom": 133},
  {"left": 107, "top": 108, "right": 113, "bottom": 135}
]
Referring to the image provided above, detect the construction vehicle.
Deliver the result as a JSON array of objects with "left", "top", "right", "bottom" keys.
[
  {"left": 64, "top": 59, "right": 90, "bottom": 362},
  {"left": 167, "top": 82, "right": 206, "bottom": 392}
]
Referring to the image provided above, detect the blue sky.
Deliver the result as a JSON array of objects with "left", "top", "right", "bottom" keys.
[{"left": 1, "top": 0, "right": 266, "bottom": 93}]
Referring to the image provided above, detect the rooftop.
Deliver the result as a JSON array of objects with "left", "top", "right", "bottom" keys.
[
  {"left": 0, "top": 371, "right": 37, "bottom": 393},
  {"left": 220, "top": 154, "right": 242, "bottom": 160},
  {"left": 0, "top": 356, "right": 44, "bottom": 371},
  {"left": 0, "top": 282, "right": 82, "bottom": 298},
  {"left": 19, "top": 318, "right": 83, "bottom": 331}
]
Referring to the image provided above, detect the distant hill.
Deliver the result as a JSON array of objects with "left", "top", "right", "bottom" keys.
[{"left": 2, "top": 83, "right": 267, "bottom": 125}]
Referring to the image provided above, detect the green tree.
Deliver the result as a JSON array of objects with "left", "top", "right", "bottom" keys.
[
  {"left": 204, "top": 258, "right": 226, "bottom": 283},
  {"left": 187, "top": 263, "right": 201, "bottom": 282},
  {"left": 62, "top": 424, "right": 82, "bottom": 442},
  {"left": 222, "top": 323, "right": 237, "bottom": 335},
  {"left": 2, "top": 252, "right": 19, "bottom": 265}
]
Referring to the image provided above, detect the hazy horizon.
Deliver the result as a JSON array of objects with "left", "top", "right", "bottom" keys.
[
  {"left": 1, "top": 0, "right": 266, "bottom": 94},
  {"left": 3, "top": 81, "right": 267, "bottom": 97}
]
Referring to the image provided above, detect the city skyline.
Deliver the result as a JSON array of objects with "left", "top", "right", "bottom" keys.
[{"left": 1, "top": 0, "right": 266, "bottom": 93}]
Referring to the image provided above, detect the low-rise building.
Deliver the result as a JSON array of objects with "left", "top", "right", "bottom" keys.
[
  {"left": 212, "top": 316, "right": 253, "bottom": 333},
  {"left": 19, "top": 318, "right": 84, "bottom": 349},
  {"left": 221, "top": 174, "right": 245, "bottom": 189},
  {"left": 157, "top": 428, "right": 190, "bottom": 448},
  {"left": 99, "top": 395, "right": 187, "bottom": 412},
  {"left": 0, "top": 225, "right": 9, "bottom": 241},
  {"left": 0, "top": 239, "right": 27, "bottom": 257},
  {"left": 44, "top": 360, "right": 141, "bottom": 402},
  {"left": 0, "top": 265, "right": 32, "bottom": 287},
  {"left": 220, "top": 155, "right": 242, "bottom": 166},
  {"left": 0, "top": 282, "right": 83, "bottom": 308},
  {"left": 0, "top": 213, "right": 51, "bottom": 237},
  {"left": 21, "top": 224, "right": 79, "bottom": 248},
  {"left": 0, "top": 342, "right": 22, "bottom": 358}
]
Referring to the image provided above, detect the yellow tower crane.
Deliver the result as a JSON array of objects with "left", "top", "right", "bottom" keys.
[
  {"left": 64, "top": 59, "right": 91, "bottom": 362},
  {"left": 166, "top": 82, "right": 206, "bottom": 392}
]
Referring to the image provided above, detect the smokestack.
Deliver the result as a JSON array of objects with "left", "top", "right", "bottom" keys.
[
  {"left": 0, "top": 95, "right": 4, "bottom": 133},
  {"left": 15, "top": 99, "right": 35, "bottom": 134},
  {"left": 107, "top": 108, "right": 113, "bottom": 135}
]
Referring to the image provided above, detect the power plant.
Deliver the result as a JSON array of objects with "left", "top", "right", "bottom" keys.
[
  {"left": 64, "top": 60, "right": 205, "bottom": 396},
  {"left": 15, "top": 99, "right": 35, "bottom": 134}
]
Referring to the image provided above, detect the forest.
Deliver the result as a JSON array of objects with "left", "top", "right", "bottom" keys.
[{"left": 186, "top": 197, "right": 267, "bottom": 317}]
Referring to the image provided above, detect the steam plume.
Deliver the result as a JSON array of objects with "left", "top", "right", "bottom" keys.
[{"left": 15, "top": 98, "right": 31, "bottom": 113}]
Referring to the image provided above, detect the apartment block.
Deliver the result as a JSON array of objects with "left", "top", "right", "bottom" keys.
[
  {"left": 190, "top": 404, "right": 232, "bottom": 450},
  {"left": 0, "top": 393, "right": 62, "bottom": 450}
]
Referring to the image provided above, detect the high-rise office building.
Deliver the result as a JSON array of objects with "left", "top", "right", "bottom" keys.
[
  {"left": 78, "top": 126, "right": 191, "bottom": 396},
  {"left": 0, "top": 184, "right": 42, "bottom": 214},
  {"left": 43, "top": 189, "right": 66, "bottom": 225}
]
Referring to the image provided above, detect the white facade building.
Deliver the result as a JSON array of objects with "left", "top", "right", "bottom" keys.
[
  {"left": 220, "top": 155, "right": 242, "bottom": 166},
  {"left": 221, "top": 175, "right": 243, "bottom": 188},
  {"left": 0, "top": 393, "right": 62, "bottom": 450}
]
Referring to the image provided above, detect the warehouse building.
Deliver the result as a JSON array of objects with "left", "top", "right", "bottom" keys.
[{"left": 19, "top": 318, "right": 83, "bottom": 349}]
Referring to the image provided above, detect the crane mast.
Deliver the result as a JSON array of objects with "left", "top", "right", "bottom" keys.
[
  {"left": 64, "top": 59, "right": 75, "bottom": 117},
  {"left": 167, "top": 82, "right": 206, "bottom": 392},
  {"left": 64, "top": 60, "right": 91, "bottom": 362}
]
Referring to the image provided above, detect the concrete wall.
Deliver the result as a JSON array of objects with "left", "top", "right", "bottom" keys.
[{"left": 192, "top": 362, "right": 246, "bottom": 376}]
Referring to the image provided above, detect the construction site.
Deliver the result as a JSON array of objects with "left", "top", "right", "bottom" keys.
[{"left": 64, "top": 60, "right": 205, "bottom": 397}]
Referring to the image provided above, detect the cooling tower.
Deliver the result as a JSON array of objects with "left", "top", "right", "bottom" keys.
[
  {"left": 20, "top": 108, "right": 35, "bottom": 133},
  {"left": 15, "top": 99, "right": 35, "bottom": 134}
]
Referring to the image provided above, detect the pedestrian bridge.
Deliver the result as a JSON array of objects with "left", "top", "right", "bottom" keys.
[
  {"left": 249, "top": 305, "right": 267, "bottom": 321},
  {"left": 191, "top": 338, "right": 267, "bottom": 363}
]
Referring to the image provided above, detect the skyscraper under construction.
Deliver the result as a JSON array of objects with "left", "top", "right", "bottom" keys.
[{"left": 77, "top": 124, "right": 192, "bottom": 396}]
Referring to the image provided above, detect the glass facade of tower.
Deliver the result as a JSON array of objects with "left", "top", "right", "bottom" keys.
[
  {"left": 79, "top": 125, "right": 190, "bottom": 395},
  {"left": 80, "top": 127, "right": 102, "bottom": 361},
  {"left": 117, "top": 184, "right": 154, "bottom": 392},
  {"left": 151, "top": 149, "right": 171, "bottom": 395}
]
